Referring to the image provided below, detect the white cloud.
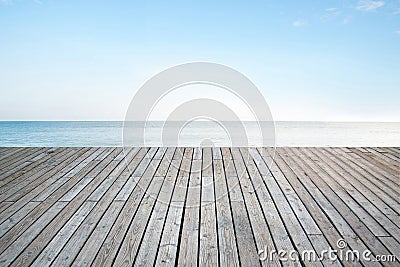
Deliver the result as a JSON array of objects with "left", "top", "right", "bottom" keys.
[
  {"left": 342, "top": 16, "right": 352, "bottom": 24},
  {"left": 321, "top": 7, "right": 342, "bottom": 21},
  {"left": 325, "top": 7, "right": 339, "bottom": 12},
  {"left": 293, "top": 20, "right": 307, "bottom": 27},
  {"left": 394, "top": 30, "right": 400, "bottom": 35},
  {"left": 356, "top": 0, "right": 385, "bottom": 11},
  {"left": 0, "top": 0, "right": 42, "bottom": 4}
]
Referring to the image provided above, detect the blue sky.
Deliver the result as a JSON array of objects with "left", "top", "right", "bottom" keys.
[{"left": 0, "top": 0, "right": 399, "bottom": 121}]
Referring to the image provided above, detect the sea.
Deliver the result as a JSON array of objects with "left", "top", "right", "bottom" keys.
[{"left": 0, "top": 121, "right": 399, "bottom": 147}]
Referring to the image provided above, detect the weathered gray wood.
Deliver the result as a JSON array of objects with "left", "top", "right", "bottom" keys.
[
  {"left": 198, "top": 147, "right": 218, "bottom": 266},
  {"left": 296, "top": 148, "right": 389, "bottom": 237},
  {"left": 0, "top": 147, "right": 38, "bottom": 170},
  {"left": 47, "top": 152, "right": 143, "bottom": 267},
  {"left": 71, "top": 149, "right": 154, "bottom": 267},
  {"left": 90, "top": 148, "right": 162, "bottom": 267},
  {"left": 0, "top": 201, "right": 67, "bottom": 266},
  {"left": 213, "top": 155, "right": 240, "bottom": 266},
  {"left": 176, "top": 158, "right": 201, "bottom": 266},
  {"left": 306, "top": 148, "right": 400, "bottom": 238},
  {"left": 0, "top": 148, "right": 50, "bottom": 181},
  {"left": 75, "top": 201, "right": 125, "bottom": 266},
  {"left": 330, "top": 148, "right": 399, "bottom": 205},
  {"left": 266, "top": 148, "right": 363, "bottom": 267},
  {"left": 113, "top": 176, "right": 165, "bottom": 266},
  {"left": 280, "top": 148, "right": 393, "bottom": 266},
  {"left": 313, "top": 148, "right": 399, "bottom": 217},
  {"left": 0, "top": 147, "right": 66, "bottom": 190},
  {"left": 31, "top": 201, "right": 96, "bottom": 267},
  {"left": 250, "top": 148, "right": 324, "bottom": 267},
  {"left": 347, "top": 148, "right": 398, "bottom": 185},
  {"left": 9, "top": 148, "right": 121, "bottom": 266},
  {"left": 155, "top": 204, "right": 184, "bottom": 267},
  {"left": 0, "top": 201, "right": 40, "bottom": 238},
  {"left": 0, "top": 148, "right": 104, "bottom": 253},
  {"left": 0, "top": 148, "right": 79, "bottom": 202},
  {"left": 0, "top": 147, "right": 398, "bottom": 267},
  {"left": 134, "top": 149, "right": 182, "bottom": 266},
  {"left": 155, "top": 148, "right": 193, "bottom": 266},
  {"left": 232, "top": 148, "right": 282, "bottom": 267},
  {"left": 221, "top": 148, "right": 261, "bottom": 266}
]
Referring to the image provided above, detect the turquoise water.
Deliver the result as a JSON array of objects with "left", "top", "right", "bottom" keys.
[{"left": 0, "top": 121, "right": 399, "bottom": 147}]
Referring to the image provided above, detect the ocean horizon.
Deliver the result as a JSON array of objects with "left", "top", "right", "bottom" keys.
[{"left": 0, "top": 121, "right": 399, "bottom": 147}]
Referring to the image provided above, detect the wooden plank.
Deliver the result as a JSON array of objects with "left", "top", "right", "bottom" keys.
[
  {"left": 64, "top": 148, "right": 147, "bottom": 267},
  {"left": 202, "top": 147, "right": 213, "bottom": 177},
  {"left": 242, "top": 147, "right": 323, "bottom": 267},
  {"left": 212, "top": 146, "right": 222, "bottom": 160},
  {"left": 314, "top": 148, "right": 399, "bottom": 218},
  {"left": 0, "top": 148, "right": 104, "bottom": 255},
  {"left": 221, "top": 148, "right": 260, "bottom": 266},
  {"left": 176, "top": 158, "right": 201, "bottom": 266},
  {"left": 383, "top": 147, "right": 400, "bottom": 158},
  {"left": 0, "top": 147, "right": 38, "bottom": 169},
  {"left": 0, "top": 201, "right": 40, "bottom": 238},
  {"left": 250, "top": 148, "right": 326, "bottom": 267},
  {"left": 172, "top": 147, "right": 184, "bottom": 160},
  {"left": 199, "top": 202, "right": 218, "bottom": 266},
  {"left": 155, "top": 148, "right": 193, "bottom": 266},
  {"left": 0, "top": 148, "right": 24, "bottom": 161},
  {"left": 193, "top": 147, "right": 202, "bottom": 160},
  {"left": 0, "top": 202, "right": 13, "bottom": 214},
  {"left": 0, "top": 147, "right": 66, "bottom": 190},
  {"left": 198, "top": 147, "right": 218, "bottom": 266},
  {"left": 154, "top": 150, "right": 170, "bottom": 176},
  {"left": 329, "top": 148, "right": 399, "bottom": 205},
  {"left": 90, "top": 148, "right": 162, "bottom": 266},
  {"left": 213, "top": 152, "right": 240, "bottom": 267},
  {"left": 155, "top": 205, "right": 184, "bottom": 266},
  {"left": 307, "top": 148, "right": 400, "bottom": 235},
  {"left": 372, "top": 148, "right": 400, "bottom": 162},
  {"left": 0, "top": 147, "right": 398, "bottom": 267},
  {"left": 1, "top": 148, "right": 75, "bottom": 202},
  {"left": 266, "top": 148, "right": 364, "bottom": 267},
  {"left": 379, "top": 236, "right": 400, "bottom": 261},
  {"left": 134, "top": 149, "right": 184, "bottom": 266},
  {"left": 280, "top": 148, "right": 392, "bottom": 266},
  {"left": 71, "top": 201, "right": 124, "bottom": 266},
  {"left": 8, "top": 148, "right": 122, "bottom": 266},
  {"left": 112, "top": 175, "right": 165, "bottom": 266},
  {"left": 296, "top": 148, "right": 390, "bottom": 237},
  {"left": 0, "top": 148, "right": 51, "bottom": 182},
  {"left": 232, "top": 148, "right": 282, "bottom": 267},
  {"left": 31, "top": 201, "right": 96, "bottom": 266},
  {"left": 59, "top": 177, "right": 94, "bottom": 202},
  {"left": 0, "top": 201, "right": 68, "bottom": 266},
  {"left": 0, "top": 148, "right": 101, "bottom": 226},
  {"left": 113, "top": 149, "right": 149, "bottom": 201},
  {"left": 0, "top": 147, "right": 53, "bottom": 173},
  {"left": 33, "top": 149, "right": 91, "bottom": 202},
  {"left": 355, "top": 148, "right": 399, "bottom": 173},
  {"left": 36, "top": 149, "right": 135, "bottom": 267},
  {"left": 114, "top": 176, "right": 141, "bottom": 201},
  {"left": 348, "top": 148, "right": 398, "bottom": 183}
]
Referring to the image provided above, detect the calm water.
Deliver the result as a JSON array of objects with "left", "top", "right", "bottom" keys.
[{"left": 0, "top": 121, "right": 399, "bottom": 147}]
